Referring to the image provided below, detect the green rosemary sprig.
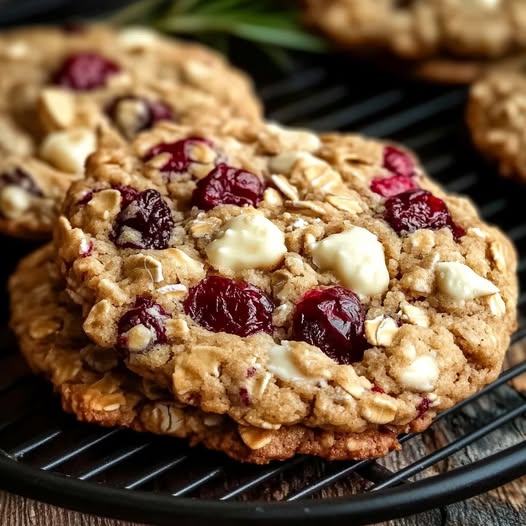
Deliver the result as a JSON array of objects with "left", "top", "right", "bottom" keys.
[{"left": 111, "top": 0, "right": 327, "bottom": 52}]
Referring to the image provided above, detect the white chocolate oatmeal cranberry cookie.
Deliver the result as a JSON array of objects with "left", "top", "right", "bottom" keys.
[
  {"left": 54, "top": 118, "right": 518, "bottom": 433},
  {"left": 304, "top": 0, "right": 526, "bottom": 83},
  {"left": 0, "top": 24, "right": 261, "bottom": 238},
  {"left": 467, "top": 61, "right": 526, "bottom": 181},
  {"left": 9, "top": 245, "right": 401, "bottom": 463}
]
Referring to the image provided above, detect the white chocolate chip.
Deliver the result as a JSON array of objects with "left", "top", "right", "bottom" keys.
[
  {"left": 267, "top": 342, "right": 310, "bottom": 382},
  {"left": 488, "top": 293, "right": 506, "bottom": 316},
  {"left": 39, "top": 88, "right": 75, "bottom": 130},
  {"left": 312, "top": 226, "right": 389, "bottom": 298},
  {"left": 398, "top": 355, "right": 439, "bottom": 392},
  {"left": 266, "top": 123, "right": 321, "bottom": 152},
  {"left": 490, "top": 242, "right": 506, "bottom": 271},
  {"left": 206, "top": 213, "right": 286, "bottom": 272},
  {"left": 126, "top": 324, "right": 153, "bottom": 352},
  {"left": 468, "top": 227, "right": 488, "bottom": 239},
  {"left": 364, "top": 316, "right": 399, "bottom": 346},
  {"left": 3, "top": 41, "right": 29, "bottom": 59},
  {"left": 0, "top": 185, "right": 31, "bottom": 218},
  {"left": 400, "top": 303, "right": 430, "bottom": 327},
  {"left": 40, "top": 128, "right": 96, "bottom": 173},
  {"left": 118, "top": 27, "right": 158, "bottom": 49},
  {"left": 435, "top": 262, "right": 499, "bottom": 300}
]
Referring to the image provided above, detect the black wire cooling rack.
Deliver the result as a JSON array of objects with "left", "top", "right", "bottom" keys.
[{"left": 0, "top": 4, "right": 525, "bottom": 526}]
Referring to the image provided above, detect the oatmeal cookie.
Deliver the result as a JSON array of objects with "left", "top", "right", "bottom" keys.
[
  {"left": 9, "top": 244, "right": 400, "bottom": 463},
  {"left": 0, "top": 24, "right": 261, "bottom": 238},
  {"left": 55, "top": 118, "right": 518, "bottom": 434},
  {"left": 304, "top": 0, "right": 526, "bottom": 83},
  {"left": 467, "top": 62, "right": 526, "bottom": 181}
]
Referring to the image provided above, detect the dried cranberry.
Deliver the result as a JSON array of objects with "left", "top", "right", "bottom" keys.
[
  {"left": 383, "top": 189, "right": 465, "bottom": 239},
  {"left": 417, "top": 397, "right": 431, "bottom": 419},
  {"left": 53, "top": 52, "right": 120, "bottom": 91},
  {"left": 292, "top": 287, "right": 367, "bottom": 365},
  {"left": 383, "top": 145, "right": 415, "bottom": 178},
  {"left": 113, "top": 184, "right": 139, "bottom": 208},
  {"left": 106, "top": 96, "right": 175, "bottom": 139},
  {"left": 371, "top": 174, "right": 419, "bottom": 198},
  {"left": 372, "top": 385, "right": 385, "bottom": 394},
  {"left": 144, "top": 137, "right": 215, "bottom": 174},
  {"left": 111, "top": 188, "right": 174, "bottom": 250},
  {"left": 117, "top": 296, "right": 169, "bottom": 351},
  {"left": 0, "top": 168, "right": 43, "bottom": 196},
  {"left": 184, "top": 276, "right": 274, "bottom": 337},
  {"left": 191, "top": 163, "right": 264, "bottom": 210},
  {"left": 239, "top": 387, "right": 251, "bottom": 406},
  {"left": 246, "top": 367, "right": 257, "bottom": 378}
]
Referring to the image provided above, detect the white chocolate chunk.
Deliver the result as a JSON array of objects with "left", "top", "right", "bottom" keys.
[
  {"left": 40, "top": 128, "right": 96, "bottom": 173},
  {"left": 364, "top": 316, "right": 399, "bottom": 346},
  {"left": 312, "top": 226, "right": 389, "bottom": 298},
  {"left": 488, "top": 293, "right": 506, "bottom": 316},
  {"left": 118, "top": 27, "right": 158, "bottom": 49},
  {"left": 267, "top": 342, "right": 310, "bottom": 382},
  {"left": 39, "top": 88, "right": 75, "bottom": 129},
  {"left": 157, "top": 284, "right": 188, "bottom": 295},
  {"left": 398, "top": 355, "right": 439, "bottom": 392},
  {"left": 435, "top": 262, "right": 498, "bottom": 300},
  {"left": 206, "top": 213, "right": 286, "bottom": 272},
  {"left": 0, "top": 185, "right": 31, "bottom": 218},
  {"left": 266, "top": 123, "right": 321, "bottom": 152}
]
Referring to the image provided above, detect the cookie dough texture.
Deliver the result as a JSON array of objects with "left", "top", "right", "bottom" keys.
[
  {"left": 54, "top": 117, "right": 518, "bottom": 436},
  {"left": 0, "top": 24, "right": 261, "bottom": 238},
  {"left": 9, "top": 245, "right": 400, "bottom": 463},
  {"left": 304, "top": 0, "right": 526, "bottom": 82},
  {"left": 467, "top": 65, "right": 526, "bottom": 181}
]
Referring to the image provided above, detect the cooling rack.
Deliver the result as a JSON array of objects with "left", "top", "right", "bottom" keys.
[{"left": 0, "top": 6, "right": 525, "bottom": 526}]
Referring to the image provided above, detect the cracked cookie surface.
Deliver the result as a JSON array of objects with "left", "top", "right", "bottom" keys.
[
  {"left": 55, "top": 118, "right": 518, "bottom": 434},
  {"left": 0, "top": 24, "right": 261, "bottom": 238},
  {"left": 9, "top": 244, "right": 401, "bottom": 463}
]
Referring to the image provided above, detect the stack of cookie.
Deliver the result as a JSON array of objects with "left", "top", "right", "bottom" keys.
[{"left": 6, "top": 24, "right": 518, "bottom": 464}]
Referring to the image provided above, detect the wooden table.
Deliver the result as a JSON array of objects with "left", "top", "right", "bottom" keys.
[{"left": 1, "top": 478, "right": 525, "bottom": 526}]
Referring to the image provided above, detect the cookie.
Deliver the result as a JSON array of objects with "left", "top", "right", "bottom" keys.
[
  {"left": 304, "top": 0, "right": 526, "bottom": 83},
  {"left": 0, "top": 24, "right": 261, "bottom": 238},
  {"left": 467, "top": 62, "right": 526, "bottom": 180},
  {"left": 55, "top": 117, "right": 518, "bottom": 434},
  {"left": 9, "top": 244, "right": 400, "bottom": 463}
]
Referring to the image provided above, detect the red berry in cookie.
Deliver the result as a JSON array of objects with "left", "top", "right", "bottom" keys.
[
  {"left": 370, "top": 174, "right": 419, "bottom": 198},
  {"left": 144, "top": 137, "right": 216, "bottom": 174},
  {"left": 292, "top": 287, "right": 367, "bottom": 365},
  {"left": 111, "top": 188, "right": 174, "bottom": 249},
  {"left": 184, "top": 276, "right": 274, "bottom": 337},
  {"left": 191, "top": 163, "right": 264, "bottom": 210},
  {"left": 117, "top": 296, "right": 169, "bottom": 351},
  {"left": 53, "top": 52, "right": 120, "bottom": 91},
  {"left": 0, "top": 168, "right": 43, "bottom": 196},
  {"left": 106, "top": 96, "right": 175, "bottom": 139},
  {"left": 383, "top": 189, "right": 465, "bottom": 239},
  {"left": 383, "top": 145, "right": 415, "bottom": 178}
]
